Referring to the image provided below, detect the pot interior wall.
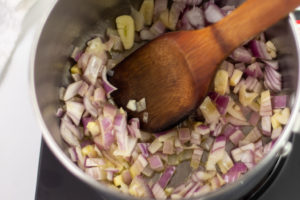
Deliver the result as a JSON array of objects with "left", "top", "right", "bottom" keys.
[{"left": 33, "top": 0, "right": 299, "bottom": 199}]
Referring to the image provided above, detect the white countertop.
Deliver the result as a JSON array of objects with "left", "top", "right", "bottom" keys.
[{"left": 0, "top": 1, "right": 53, "bottom": 199}]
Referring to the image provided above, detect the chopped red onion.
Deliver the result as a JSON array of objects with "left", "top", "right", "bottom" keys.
[
  {"left": 200, "top": 135, "right": 214, "bottom": 151},
  {"left": 148, "top": 138, "right": 163, "bottom": 154},
  {"left": 68, "top": 147, "right": 78, "bottom": 162},
  {"left": 83, "top": 56, "right": 104, "bottom": 85},
  {"left": 85, "top": 158, "right": 105, "bottom": 168},
  {"left": 249, "top": 112, "right": 260, "bottom": 126},
  {"left": 192, "top": 184, "right": 211, "bottom": 197},
  {"left": 85, "top": 167, "right": 106, "bottom": 180},
  {"left": 140, "top": 29, "right": 156, "bottom": 40},
  {"left": 194, "top": 124, "right": 210, "bottom": 135},
  {"left": 129, "top": 176, "right": 153, "bottom": 197},
  {"left": 239, "top": 127, "right": 261, "bottom": 146},
  {"left": 217, "top": 152, "right": 234, "bottom": 174},
  {"left": 261, "top": 116, "right": 271, "bottom": 136},
  {"left": 158, "top": 166, "right": 176, "bottom": 188},
  {"left": 178, "top": 128, "right": 191, "bottom": 144},
  {"left": 150, "top": 21, "right": 166, "bottom": 37},
  {"left": 260, "top": 90, "right": 272, "bottom": 116},
  {"left": 240, "top": 150, "right": 255, "bottom": 169},
  {"left": 152, "top": 183, "right": 167, "bottom": 199},
  {"left": 264, "top": 66, "right": 281, "bottom": 92},
  {"left": 250, "top": 40, "right": 272, "bottom": 60},
  {"left": 245, "top": 62, "right": 264, "bottom": 79},
  {"left": 230, "top": 47, "right": 252, "bottom": 63},
  {"left": 271, "top": 126, "right": 282, "bottom": 140},
  {"left": 71, "top": 46, "right": 82, "bottom": 62},
  {"left": 98, "top": 116, "right": 115, "bottom": 149},
  {"left": 83, "top": 96, "right": 98, "bottom": 118},
  {"left": 215, "top": 95, "right": 229, "bottom": 115},
  {"left": 190, "top": 148, "right": 203, "bottom": 169},
  {"left": 229, "top": 129, "right": 245, "bottom": 146},
  {"left": 101, "top": 67, "right": 117, "bottom": 97},
  {"left": 271, "top": 95, "right": 287, "bottom": 109},
  {"left": 220, "top": 60, "right": 234, "bottom": 77},
  {"left": 154, "top": 0, "right": 168, "bottom": 20},
  {"left": 222, "top": 124, "right": 239, "bottom": 138},
  {"left": 221, "top": 5, "right": 235, "bottom": 15},
  {"left": 94, "top": 87, "right": 106, "bottom": 103},
  {"left": 163, "top": 139, "right": 175, "bottom": 154},
  {"left": 190, "top": 130, "right": 201, "bottom": 145},
  {"left": 206, "top": 136, "right": 226, "bottom": 170},
  {"left": 225, "top": 116, "right": 250, "bottom": 126},
  {"left": 78, "top": 81, "right": 89, "bottom": 97},
  {"left": 184, "top": 7, "right": 205, "bottom": 28},
  {"left": 78, "top": 52, "right": 91, "bottom": 70},
  {"left": 169, "top": 2, "right": 186, "bottom": 30},
  {"left": 184, "top": 182, "right": 203, "bottom": 198},
  {"left": 263, "top": 60, "right": 279, "bottom": 70},
  {"left": 62, "top": 119, "right": 83, "bottom": 140},
  {"left": 128, "top": 118, "right": 142, "bottom": 138},
  {"left": 56, "top": 107, "right": 65, "bottom": 118},
  {"left": 223, "top": 163, "right": 247, "bottom": 184},
  {"left": 64, "top": 80, "right": 83, "bottom": 101},
  {"left": 211, "top": 123, "right": 223, "bottom": 137},
  {"left": 204, "top": 2, "right": 224, "bottom": 23},
  {"left": 138, "top": 143, "right": 150, "bottom": 157},
  {"left": 66, "top": 101, "right": 85, "bottom": 126}
]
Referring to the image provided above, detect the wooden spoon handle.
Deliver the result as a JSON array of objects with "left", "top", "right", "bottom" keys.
[{"left": 213, "top": 0, "right": 300, "bottom": 52}]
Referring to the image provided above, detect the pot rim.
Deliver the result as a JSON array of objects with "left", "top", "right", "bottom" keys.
[{"left": 29, "top": 1, "right": 300, "bottom": 199}]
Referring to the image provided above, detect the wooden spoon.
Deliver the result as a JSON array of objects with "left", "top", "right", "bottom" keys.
[{"left": 109, "top": 0, "right": 300, "bottom": 132}]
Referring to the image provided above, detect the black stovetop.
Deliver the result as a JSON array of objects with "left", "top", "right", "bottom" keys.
[{"left": 35, "top": 133, "right": 300, "bottom": 200}]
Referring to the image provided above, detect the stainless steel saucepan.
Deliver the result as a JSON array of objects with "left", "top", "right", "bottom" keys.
[{"left": 30, "top": 0, "right": 300, "bottom": 199}]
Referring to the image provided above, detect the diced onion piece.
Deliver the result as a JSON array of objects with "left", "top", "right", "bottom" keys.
[
  {"left": 85, "top": 158, "right": 105, "bottom": 168},
  {"left": 225, "top": 115, "right": 250, "bottom": 126},
  {"left": 206, "top": 136, "right": 226, "bottom": 171},
  {"left": 66, "top": 101, "right": 85, "bottom": 126},
  {"left": 250, "top": 40, "right": 271, "bottom": 60},
  {"left": 217, "top": 152, "right": 234, "bottom": 174},
  {"left": 190, "top": 130, "right": 201, "bottom": 145},
  {"left": 239, "top": 127, "right": 261, "bottom": 146},
  {"left": 127, "top": 99, "right": 137, "bottom": 111},
  {"left": 131, "top": 6, "right": 144, "bottom": 31},
  {"left": 130, "top": 155, "right": 148, "bottom": 178},
  {"left": 148, "top": 138, "right": 163, "bottom": 154},
  {"left": 163, "top": 137, "right": 175, "bottom": 154},
  {"left": 272, "top": 95, "right": 287, "bottom": 109},
  {"left": 245, "top": 62, "right": 264, "bottom": 78},
  {"left": 140, "top": 0, "right": 154, "bottom": 26},
  {"left": 230, "top": 47, "right": 252, "bottom": 63},
  {"left": 158, "top": 166, "right": 176, "bottom": 189},
  {"left": 260, "top": 90, "right": 272, "bottom": 116},
  {"left": 152, "top": 183, "right": 167, "bottom": 200},
  {"left": 261, "top": 116, "right": 271, "bottom": 136},
  {"left": 129, "top": 176, "right": 153, "bottom": 197},
  {"left": 85, "top": 167, "right": 106, "bottom": 180},
  {"left": 229, "top": 129, "right": 245, "bottom": 146},
  {"left": 249, "top": 112, "right": 260, "bottom": 126},
  {"left": 138, "top": 143, "right": 149, "bottom": 157},
  {"left": 190, "top": 148, "right": 204, "bottom": 169},
  {"left": 173, "top": 0, "right": 202, "bottom": 5},
  {"left": 122, "top": 170, "right": 132, "bottom": 185},
  {"left": 150, "top": 21, "right": 166, "bottom": 37},
  {"left": 178, "top": 128, "right": 191, "bottom": 144},
  {"left": 102, "top": 67, "right": 117, "bottom": 97},
  {"left": 271, "top": 126, "right": 282, "bottom": 140},
  {"left": 168, "top": 2, "right": 186, "bottom": 30},
  {"left": 60, "top": 120, "right": 80, "bottom": 147},
  {"left": 154, "top": 0, "right": 168, "bottom": 20},
  {"left": 83, "top": 56, "right": 104, "bottom": 85},
  {"left": 200, "top": 97, "right": 220, "bottom": 123},
  {"left": 230, "top": 69, "right": 243, "bottom": 86},
  {"left": 64, "top": 81, "right": 83, "bottom": 101},
  {"left": 274, "top": 108, "right": 290, "bottom": 125},
  {"left": 148, "top": 155, "right": 164, "bottom": 171},
  {"left": 204, "top": 2, "right": 224, "bottom": 23},
  {"left": 223, "top": 163, "right": 247, "bottom": 184},
  {"left": 214, "top": 70, "right": 228, "bottom": 95},
  {"left": 184, "top": 6, "right": 205, "bottom": 29}
]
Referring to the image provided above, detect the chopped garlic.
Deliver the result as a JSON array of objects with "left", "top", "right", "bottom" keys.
[{"left": 126, "top": 99, "right": 137, "bottom": 111}]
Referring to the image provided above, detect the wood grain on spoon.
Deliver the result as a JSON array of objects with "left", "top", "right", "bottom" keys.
[{"left": 110, "top": 0, "right": 300, "bottom": 132}]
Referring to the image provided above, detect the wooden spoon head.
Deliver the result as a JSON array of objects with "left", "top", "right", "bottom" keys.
[{"left": 109, "top": 34, "right": 207, "bottom": 132}]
